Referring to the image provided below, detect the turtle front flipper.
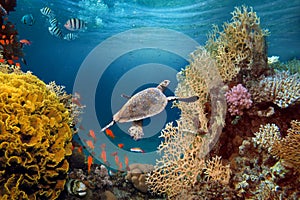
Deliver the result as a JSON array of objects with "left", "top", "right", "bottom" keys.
[
  {"left": 167, "top": 95, "right": 199, "bottom": 102},
  {"left": 128, "top": 120, "right": 144, "bottom": 140}
]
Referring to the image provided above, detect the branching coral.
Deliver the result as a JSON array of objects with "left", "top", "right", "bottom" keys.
[
  {"left": 270, "top": 120, "right": 300, "bottom": 172},
  {"left": 204, "top": 156, "right": 231, "bottom": 185},
  {"left": 0, "top": 71, "right": 73, "bottom": 199},
  {"left": 206, "top": 5, "right": 269, "bottom": 82},
  {"left": 252, "top": 123, "right": 281, "bottom": 153},
  {"left": 225, "top": 84, "right": 252, "bottom": 116},
  {"left": 251, "top": 71, "right": 300, "bottom": 108}
]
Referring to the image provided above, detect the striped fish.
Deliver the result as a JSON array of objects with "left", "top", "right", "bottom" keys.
[
  {"left": 64, "top": 18, "right": 86, "bottom": 31},
  {"left": 48, "top": 18, "right": 58, "bottom": 27},
  {"left": 48, "top": 26, "right": 63, "bottom": 38},
  {"left": 63, "top": 33, "right": 78, "bottom": 41},
  {"left": 40, "top": 6, "right": 55, "bottom": 18}
]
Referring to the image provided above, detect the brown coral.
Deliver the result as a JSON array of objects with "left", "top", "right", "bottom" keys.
[
  {"left": 206, "top": 5, "right": 269, "bottom": 82},
  {"left": 0, "top": 71, "right": 73, "bottom": 199},
  {"left": 270, "top": 120, "right": 300, "bottom": 172}
]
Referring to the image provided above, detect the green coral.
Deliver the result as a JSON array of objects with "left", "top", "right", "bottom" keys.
[{"left": 0, "top": 71, "right": 73, "bottom": 199}]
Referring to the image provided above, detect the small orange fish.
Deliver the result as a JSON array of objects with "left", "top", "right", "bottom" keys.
[
  {"left": 7, "top": 60, "right": 14, "bottom": 65},
  {"left": 87, "top": 155, "right": 93, "bottom": 174},
  {"left": 118, "top": 162, "right": 123, "bottom": 171},
  {"left": 0, "top": 58, "right": 5, "bottom": 63},
  {"left": 111, "top": 152, "right": 118, "bottom": 157},
  {"left": 19, "top": 39, "right": 31, "bottom": 46},
  {"left": 124, "top": 155, "right": 130, "bottom": 171},
  {"left": 105, "top": 128, "right": 115, "bottom": 139},
  {"left": 1, "top": 25, "right": 5, "bottom": 30},
  {"left": 0, "top": 40, "right": 5, "bottom": 45},
  {"left": 85, "top": 140, "right": 94, "bottom": 150},
  {"left": 15, "top": 63, "right": 20, "bottom": 68},
  {"left": 117, "top": 143, "right": 124, "bottom": 148},
  {"left": 77, "top": 146, "right": 83, "bottom": 153},
  {"left": 89, "top": 130, "right": 96, "bottom": 142},
  {"left": 114, "top": 154, "right": 119, "bottom": 165},
  {"left": 100, "top": 144, "right": 107, "bottom": 164}
]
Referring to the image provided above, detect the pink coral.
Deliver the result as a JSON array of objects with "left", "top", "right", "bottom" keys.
[{"left": 225, "top": 84, "right": 252, "bottom": 116}]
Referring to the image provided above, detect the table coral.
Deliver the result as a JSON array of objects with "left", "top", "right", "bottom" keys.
[{"left": 0, "top": 71, "right": 73, "bottom": 199}]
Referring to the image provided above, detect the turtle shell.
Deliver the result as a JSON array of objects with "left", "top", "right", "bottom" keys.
[{"left": 114, "top": 87, "right": 168, "bottom": 123}]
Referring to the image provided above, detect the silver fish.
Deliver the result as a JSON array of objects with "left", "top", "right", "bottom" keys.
[
  {"left": 40, "top": 6, "right": 55, "bottom": 18},
  {"left": 48, "top": 18, "right": 58, "bottom": 27},
  {"left": 64, "top": 18, "right": 86, "bottom": 31},
  {"left": 48, "top": 26, "right": 63, "bottom": 38},
  {"left": 63, "top": 33, "right": 78, "bottom": 41}
]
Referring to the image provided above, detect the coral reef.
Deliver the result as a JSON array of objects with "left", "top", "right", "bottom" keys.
[
  {"left": 125, "top": 163, "right": 154, "bottom": 193},
  {"left": 206, "top": 5, "right": 270, "bottom": 83},
  {"left": 0, "top": 71, "right": 73, "bottom": 199},
  {"left": 225, "top": 84, "right": 252, "bottom": 116},
  {"left": 250, "top": 71, "right": 300, "bottom": 108}
]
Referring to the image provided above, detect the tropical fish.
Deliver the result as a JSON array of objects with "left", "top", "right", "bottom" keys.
[
  {"left": 48, "top": 18, "right": 58, "bottom": 27},
  {"left": 40, "top": 6, "right": 55, "bottom": 18},
  {"left": 124, "top": 155, "right": 130, "bottom": 171},
  {"left": 113, "top": 153, "right": 120, "bottom": 165},
  {"left": 89, "top": 130, "right": 96, "bottom": 142},
  {"left": 117, "top": 143, "right": 124, "bottom": 148},
  {"left": 21, "top": 14, "right": 35, "bottom": 26},
  {"left": 0, "top": 4, "right": 7, "bottom": 16},
  {"left": 19, "top": 39, "right": 31, "bottom": 46},
  {"left": 105, "top": 128, "right": 115, "bottom": 139},
  {"left": 130, "top": 147, "right": 144, "bottom": 153},
  {"left": 100, "top": 144, "right": 108, "bottom": 165},
  {"left": 118, "top": 162, "right": 123, "bottom": 171},
  {"left": 48, "top": 26, "right": 63, "bottom": 38},
  {"left": 85, "top": 140, "right": 94, "bottom": 150},
  {"left": 87, "top": 155, "right": 93, "bottom": 174},
  {"left": 63, "top": 33, "right": 78, "bottom": 41},
  {"left": 64, "top": 18, "right": 86, "bottom": 31}
]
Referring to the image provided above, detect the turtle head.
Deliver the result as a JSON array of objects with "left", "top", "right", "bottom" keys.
[{"left": 157, "top": 80, "right": 170, "bottom": 92}]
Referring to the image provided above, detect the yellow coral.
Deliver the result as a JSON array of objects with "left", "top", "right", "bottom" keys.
[
  {"left": 0, "top": 71, "right": 73, "bottom": 199},
  {"left": 206, "top": 6, "right": 269, "bottom": 82},
  {"left": 270, "top": 120, "right": 300, "bottom": 172},
  {"left": 204, "top": 156, "right": 231, "bottom": 185}
]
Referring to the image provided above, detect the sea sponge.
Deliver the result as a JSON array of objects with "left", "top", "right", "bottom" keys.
[
  {"left": 206, "top": 6, "right": 269, "bottom": 82},
  {"left": 0, "top": 71, "right": 73, "bottom": 199}
]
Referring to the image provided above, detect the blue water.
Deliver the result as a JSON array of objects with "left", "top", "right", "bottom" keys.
[{"left": 9, "top": 0, "right": 300, "bottom": 169}]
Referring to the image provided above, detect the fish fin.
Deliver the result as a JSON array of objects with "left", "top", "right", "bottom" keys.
[
  {"left": 167, "top": 95, "right": 199, "bottom": 102},
  {"left": 101, "top": 120, "right": 115, "bottom": 132},
  {"left": 121, "top": 94, "right": 131, "bottom": 99}
]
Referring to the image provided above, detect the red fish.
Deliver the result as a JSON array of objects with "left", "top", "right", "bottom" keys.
[
  {"left": 105, "top": 128, "right": 115, "bottom": 139},
  {"left": 124, "top": 155, "right": 130, "bottom": 171},
  {"left": 89, "top": 130, "right": 96, "bottom": 142},
  {"left": 19, "top": 39, "right": 31, "bottom": 46},
  {"left": 118, "top": 162, "right": 123, "bottom": 171},
  {"left": 117, "top": 143, "right": 124, "bottom": 148},
  {"left": 87, "top": 155, "right": 93, "bottom": 174}
]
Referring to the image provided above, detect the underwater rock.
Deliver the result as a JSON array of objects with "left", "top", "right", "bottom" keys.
[{"left": 125, "top": 163, "right": 154, "bottom": 193}]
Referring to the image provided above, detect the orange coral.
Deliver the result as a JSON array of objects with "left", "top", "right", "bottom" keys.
[{"left": 0, "top": 71, "right": 73, "bottom": 199}]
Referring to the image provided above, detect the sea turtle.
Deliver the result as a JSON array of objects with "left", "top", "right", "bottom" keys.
[{"left": 101, "top": 80, "right": 198, "bottom": 139}]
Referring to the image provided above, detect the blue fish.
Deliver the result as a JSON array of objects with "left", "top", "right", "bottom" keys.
[{"left": 21, "top": 14, "right": 35, "bottom": 26}]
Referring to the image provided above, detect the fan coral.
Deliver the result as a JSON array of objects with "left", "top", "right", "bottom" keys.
[
  {"left": 206, "top": 5, "right": 269, "bottom": 82},
  {"left": 0, "top": 71, "right": 73, "bottom": 199},
  {"left": 251, "top": 71, "right": 300, "bottom": 108},
  {"left": 204, "top": 156, "right": 231, "bottom": 185},
  {"left": 225, "top": 84, "right": 252, "bottom": 116},
  {"left": 270, "top": 120, "right": 300, "bottom": 172}
]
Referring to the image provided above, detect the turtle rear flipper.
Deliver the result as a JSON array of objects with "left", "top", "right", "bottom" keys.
[
  {"left": 101, "top": 120, "right": 115, "bottom": 132},
  {"left": 167, "top": 95, "right": 199, "bottom": 102},
  {"left": 128, "top": 120, "right": 144, "bottom": 140}
]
